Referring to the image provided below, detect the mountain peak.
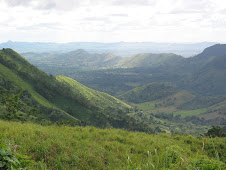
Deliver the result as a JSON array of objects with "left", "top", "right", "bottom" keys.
[
  {"left": 196, "top": 44, "right": 226, "bottom": 58},
  {"left": 75, "top": 49, "right": 88, "bottom": 54}
]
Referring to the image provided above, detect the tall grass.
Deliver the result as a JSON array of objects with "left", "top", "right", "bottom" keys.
[{"left": 0, "top": 120, "right": 225, "bottom": 169}]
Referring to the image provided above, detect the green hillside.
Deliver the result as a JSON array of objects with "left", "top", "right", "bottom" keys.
[
  {"left": 0, "top": 120, "right": 225, "bottom": 169},
  {"left": 185, "top": 55, "right": 226, "bottom": 95},
  {"left": 56, "top": 75, "right": 132, "bottom": 113},
  {"left": 0, "top": 49, "right": 77, "bottom": 124},
  {"left": 118, "top": 82, "right": 177, "bottom": 104},
  {"left": 118, "top": 83, "right": 226, "bottom": 125},
  {"left": 0, "top": 48, "right": 138, "bottom": 130},
  {"left": 117, "top": 53, "right": 184, "bottom": 68}
]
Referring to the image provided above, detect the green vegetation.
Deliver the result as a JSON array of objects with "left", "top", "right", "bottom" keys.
[
  {"left": 0, "top": 45, "right": 226, "bottom": 169},
  {"left": 35, "top": 44, "right": 226, "bottom": 98},
  {"left": 0, "top": 144, "right": 32, "bottom": 169},
  {"left": 118, "top": 82, "right": 225, "bottom": 126},
  {"left": 174, "top": 109, "right": 207, "bottom": 118},
  {"left": 22, "top": 49, "right": 121, "bottom": 69},
  {"left": 137, "top": 101, "right": 156, "bottom": 111},
  {"left": 0, "top": 120, "right": 225, "bottom": 169},
  {"left": 206, "top": 126, "right": 226, "bottom": 137},
  {"left": 2, "top": 47, "right": 225, "bottom": 132},
  {"left": 118, "top": 82, "right": 177, "bottom": 104},
  {"left": 0, "top": 48, "right": 147, "bottom": 131},
  {"left": 117, "top": 53, "right": 184, "bottom": 68},
  {"left": 56, "top": 75, "right": 132, "bottom": 116}
]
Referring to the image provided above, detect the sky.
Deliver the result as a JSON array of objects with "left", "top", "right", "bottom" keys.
[{"left": 0, "top": 0, "right": 226, "bottom": 43}]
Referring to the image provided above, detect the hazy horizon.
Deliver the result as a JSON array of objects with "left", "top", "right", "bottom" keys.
[
  {"left": 1, "top": 0, "right": 226, "bottom": 43},
  {"left": 0, "top": 40, "right": 221, "bottom": 44}
]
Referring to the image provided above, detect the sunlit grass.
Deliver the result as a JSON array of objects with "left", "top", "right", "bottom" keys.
[
  {"left": 174, "top": 108, "right": 207, "bottom": 118},
  {"left": 0, "top": 120, "right": 225, "bottom": 169}
]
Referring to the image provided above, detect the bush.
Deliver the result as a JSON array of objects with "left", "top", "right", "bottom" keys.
[
  {"left": 206, "top": 126, "right": 226, "bottom": 137},
  {"left": 0, "top": 144, "right": 32, "bottom": 169}
]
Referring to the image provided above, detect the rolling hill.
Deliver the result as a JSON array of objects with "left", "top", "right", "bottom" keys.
[
  {"left": 22, "top": 49, "right": 121, "bottom": 69},
  {"left": 118, "top": 82, "right": 226, "bottom": 125},
  {"left": 60, "top": 44, "right": 226, "bottom": 97}
]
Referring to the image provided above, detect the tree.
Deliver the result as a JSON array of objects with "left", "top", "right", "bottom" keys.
[
  {"left": 206, "top": 126, "right": 226, "bottom": 137},
  {"left": 0, "top": 90, "right": 23, "bottom": 119}
]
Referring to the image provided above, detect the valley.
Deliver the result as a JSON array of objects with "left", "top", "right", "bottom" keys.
[
  {"left": 0, "top": 45, "right": 225, "bottom": 169},
  {"left": 19, "top": 44, "right": 226, "bottom": 130}
]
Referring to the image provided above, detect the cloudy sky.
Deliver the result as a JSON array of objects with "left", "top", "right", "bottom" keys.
[{"left": 0, "top": 0, "right": 226, "bottom": 43}]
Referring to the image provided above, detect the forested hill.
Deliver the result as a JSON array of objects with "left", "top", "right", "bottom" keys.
[
  {"left": 0, "top": 48, "right": 146, "bottom": 130},
  {"left": 178, "top": 44, "right": 226, "bottom": 95}
]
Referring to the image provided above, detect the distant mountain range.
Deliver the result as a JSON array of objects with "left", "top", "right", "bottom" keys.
[{"left": 0, "top": 41, "right": 216, "bottom": 57}]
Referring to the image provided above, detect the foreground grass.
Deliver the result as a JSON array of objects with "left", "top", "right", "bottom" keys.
[{"left": 0, "top": 120, "right": 225, "bottom": 169}]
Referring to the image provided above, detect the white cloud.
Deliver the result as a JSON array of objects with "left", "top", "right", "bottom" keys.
[{"left": 0, "top": 0, "right": 226, "bottom": 43}]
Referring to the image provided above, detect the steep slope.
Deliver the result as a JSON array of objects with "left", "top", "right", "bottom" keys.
[
  {"left": 56, "top": 75, "right": 132, "bottom": 116},
  {"left": 0, "top": 53, "right": 78, "bottom": 125},
  {"left": 187, "top": 55, "right": 226, "bottom": 95},
  {"left": 0, "top": 48, "right": 136, "bottom": 129},
  {"left": 176, "top": 44, "right": 226, "bottom": 95},
  {"left": 193, "top": 44, "right": 226, "bottom": 59}
]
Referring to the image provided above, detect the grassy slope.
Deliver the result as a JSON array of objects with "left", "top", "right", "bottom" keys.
[
  {"left": 139, "top": 91, "right": 226, "bottom": 121},
  {"left": 0, "top": 120, "right": 225, "bottom": 170},
  {"left": 120, "top": 83, "right": 226, "bottom": 121},
  {"left": 55, "top": 76, "right": 133, "bottom": 125},
  {"left": 0, "top": 50, "right": 80, "bottom": 123},
  {"left": 56, "top": 76, "right": 132, "bottom": 115},
  {"left": 0, "top": 62, "right": 54, "bottom": 108}
]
